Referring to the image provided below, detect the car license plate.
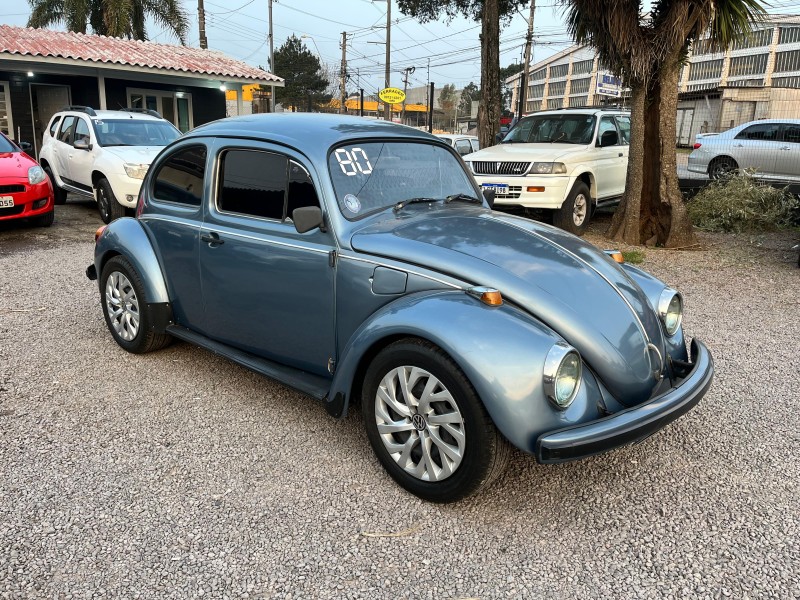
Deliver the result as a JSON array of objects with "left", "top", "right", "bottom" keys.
[
  {"left": 0, "top": 196, "right": 14, "bottom": 208},
  {"left": 481, "top": 183, "right": 508, "bottom": 195}
]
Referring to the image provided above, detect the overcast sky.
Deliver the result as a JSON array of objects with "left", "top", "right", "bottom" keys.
[{"left": 2, "top": 0, "right": 577, "bottom": 93}]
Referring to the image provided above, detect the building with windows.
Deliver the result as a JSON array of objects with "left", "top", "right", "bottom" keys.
[{"left": 508, "top": 15, "right": 800, "bottom": 145}]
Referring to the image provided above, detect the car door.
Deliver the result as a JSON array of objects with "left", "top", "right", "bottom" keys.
[
  {"left": 199, "top": 142, "right": 336, "bottom": 377},
  {"left": 68, "top": 116, "right": 95, "bottom": 189},
  {"left": 774, "top": 123, "right": 800, "bottom": 182},
  {"left": 53, "top": 115, "right": 75, "bottom": 184},
  {"left": 730, "top": 123, "right": 781, "bottom": 178},
  {"left": 594, "top": 116, "right": 626, "bottom": 198}
]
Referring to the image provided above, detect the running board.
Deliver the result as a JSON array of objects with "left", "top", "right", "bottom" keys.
[
  {"left": 60, "top": 182, "right": 94, "bottom": 198},
  {"left": 166, "top": 325, "right": 331, "bottom": 401}
]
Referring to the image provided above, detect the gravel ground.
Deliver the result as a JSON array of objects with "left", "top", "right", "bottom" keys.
[{"left": 1, "top": 202, "right": 799, "bottom": 599}]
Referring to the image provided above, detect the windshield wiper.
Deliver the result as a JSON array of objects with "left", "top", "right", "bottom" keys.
[
  {"left": 444, "top": 193, "right": 481, "bottom": 205},
  {"left": 393, "top": 197, "right": 438, "bottom": 212}
]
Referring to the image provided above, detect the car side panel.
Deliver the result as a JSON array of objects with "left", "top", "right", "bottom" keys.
[
  {"left": 329, "top": 290, "right": 606, "bottom": 454},
  {"left": 94, "top": 217, "right": 170, "bottom": 305}
]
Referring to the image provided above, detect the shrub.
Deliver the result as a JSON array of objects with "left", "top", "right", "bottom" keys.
[{"left": 688, "top": 174, "right": 800, "bottom": 233}]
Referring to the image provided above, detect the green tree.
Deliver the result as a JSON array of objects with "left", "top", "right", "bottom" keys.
[
  {"left": 499, "top": 61, "right": 522, "bottom": 113},
  {"left": 398, "top": 0, "right": 528, "bottom": 148},
  {"left": 458, "top": 81, "right": 480, "bottom": 116},
  {"left": 563, "top": 0, "right": 766, "bottom": 247},
  {"left": 27, "top": 0, "right": 188, "bottom": 43},
  {"left": 273, "top": 35, "right": 330, "bottom": 112}
]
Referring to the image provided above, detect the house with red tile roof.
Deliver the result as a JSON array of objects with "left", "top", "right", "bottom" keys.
[{"left": 0, "top": 25, "right": 283, "bottom": 156}]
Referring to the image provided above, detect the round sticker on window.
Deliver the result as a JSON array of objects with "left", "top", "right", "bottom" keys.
[{"left": 343, "top": 194, "right": 361, "bottom": 214}]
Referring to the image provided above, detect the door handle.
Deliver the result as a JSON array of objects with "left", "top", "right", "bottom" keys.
[
  {"left": 780, "top": 146, "right": 791, "bottom": 150},
  {"left": 201, "top": 233, "right": 224, "bottom": 246},
  {"left": 618, "top": 152, "right": 624, "bottom": 157}
]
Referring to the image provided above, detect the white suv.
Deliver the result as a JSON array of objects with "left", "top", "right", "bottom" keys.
[
  {"left": 464, "top": 108, "right": 630, "bottom": 235},
  {"left": 39, "top": 106, "right": 181, "bottom": 223}
]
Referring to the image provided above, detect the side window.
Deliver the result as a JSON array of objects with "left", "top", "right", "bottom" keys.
[
  {"left": 48, "top": 116, "right": 61, "bottom": 138},
  {"left": 74, "top": 118, "right": 91, "bottom": 144},
  {"left": 217, "top": 149, "right": 287, "bottom": 221},
  {"left": 152, "top": 145, "right": 207, "bottom": 206},
  {"left": 58, "top": 116, "right": 76, "bottom": 144},
  {"left": 286, "top": 160, "right": 321, "bottom": 220},
  {"left": 735, "top": 123, "right": 779, "bottom": 141},
  {"left": 454, "top": 139, "right": 472, "bottom": 156},
  {"left": 470, "top": 139, "right": 480, "bottom": 152},
  {"left": 598, "top": 116, "right": 618, "bottom": 145},
  {"left": 615, "top": 116, "right": 631, "bottom": 145},
  {"left": 781, "top": 124, "right": 800, "bottom": 143}
]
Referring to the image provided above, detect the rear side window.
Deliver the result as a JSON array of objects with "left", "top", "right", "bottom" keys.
[
  {"left": 58, "top": 116, "right": 76, "bottom": 143},
  {"left": 48, "top": 116, "right": 61, "bottom": 138},
  {"left": 735, "top": 123, "right": 779, "bottom": 141},
  {"left": 470, "top": 139, "right": 480, "bottom": 152},
  {"left": 218, "top": 150, "right": 287, "bottom": 220},
  {"left": 152, "top": 145, "right": 207, "bottom": 206}
]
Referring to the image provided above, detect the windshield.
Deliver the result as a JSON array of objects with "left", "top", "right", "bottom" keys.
[
  {"left": 329, "top": 141, "right": 477, "bottom": 220},
  {"left": 0, "top": 134, "right": 18, "bottom": 153},
  {"left": 503, "top": 114, "right": 596, "bottom": 144},
  {"left": 93, "top": 119, "right": 181, "bottom": 147}
]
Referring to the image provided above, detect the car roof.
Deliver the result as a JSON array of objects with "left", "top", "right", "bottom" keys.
[
  {"left": 436, "top": 134, "right": 478, "bottom": 139},
  {"left": 184, "top": 113, "right": 442, "bottom": 156},
  {"left": 57, "top": 108, "right": 165, "bottom": 121},
  {"left": 522, "top": 108, "right": 630, "bottom": 117}
]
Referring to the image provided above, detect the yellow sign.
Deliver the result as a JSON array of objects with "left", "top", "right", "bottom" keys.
[{"left": 378, "top": 87, "right": 406, "bottom": 104}]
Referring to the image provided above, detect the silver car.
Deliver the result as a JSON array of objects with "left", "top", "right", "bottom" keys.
[{"left": 688, "top": 119, "right": 800, "bottom": 181}]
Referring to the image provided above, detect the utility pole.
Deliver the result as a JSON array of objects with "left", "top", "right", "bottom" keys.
[
  {"left": 360, "top": 88, "right": 364, "bottom": 117},
  {"left": 517, "top": 0, "right": 535, "bottom": 118},
  {"left": 197, "top": 0, "right": 208, "bottom": 49},
  {"left": 428, "top": 82, "right": 434, "bottom": 133},
  {"left": 268, "top": 0, "right": 275, "bottom": 112},
  {"left": 340, "top": 31, "right": 347, "bottom": 114},
  {"left": 383, "top": 0, "right": 391, "bottom": 121},
  {"left": 400, "top": 66, "right": 414, "bottom": 124}
]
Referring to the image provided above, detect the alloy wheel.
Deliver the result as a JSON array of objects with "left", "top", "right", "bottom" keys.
[
  {"left": 573, "top": 193, "right": 588, "bottom": 226},
  {"left": 374, "top": 366, "right": 465, "bottom": 482},
  {"left": 105, "top": 271, "right": 140, "bottom": 341}
]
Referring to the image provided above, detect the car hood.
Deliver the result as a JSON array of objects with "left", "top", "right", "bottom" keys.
[
  {"left": 464, "top": 143, "right": 590, "bottom": 162},
  {"left": 0, "top": 151, "right": 36, "bottom": 182},
  {"left": 350, "top": 208, "right": 667, "bottom": 405},
  {"left": 101, "top": 146, "right": 164, "bottom": 163}
]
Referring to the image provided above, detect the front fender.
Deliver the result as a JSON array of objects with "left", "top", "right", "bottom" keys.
[
  {"left": 94, "top": 217, "right": 170, "bottom": 304},
  {"left": 328, "top": 290, "right": 607, "bottom": 455}
]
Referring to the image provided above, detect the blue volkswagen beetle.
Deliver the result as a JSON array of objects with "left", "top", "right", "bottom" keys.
[{"left": 87, "top": 114, "right": 713, "bottom": 502}]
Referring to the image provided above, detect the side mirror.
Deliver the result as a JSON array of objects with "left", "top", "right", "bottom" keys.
[
  {"left": 482, "top": 188, "right": 495, "bottom": 209},
  {"left": 598, "top": 130, "right": 618, "bottom": 147},
  {"left": 293, "top": 206, "right": 325, "bottom": 233},
  {"left": 73, "top": 138, "right": 92, "bottom": 151},
  {"left": 19, "top": 141, "right": 33, "bottom": 152}
]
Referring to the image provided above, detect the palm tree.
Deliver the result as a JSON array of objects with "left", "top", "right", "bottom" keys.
[
  {"left": 562, "top": 0, "right": 766, "bottom": 247},
  {"left": 27, "top": 0, "right": 189, "bottom": 44}
]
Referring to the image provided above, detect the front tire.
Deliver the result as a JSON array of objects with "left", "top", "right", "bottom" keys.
[
  {"left": 362, "top": 338, "right": 509, "bottom": 503},
  {"left": 96, "top": 178, "right": 126, "bottom": 224},
  {"left": 44, "top": 167, "right": 67, "bottom": 205},
  {"left": 554, "top": 181, "right": 592, "bottom": 236},
  {"left": 33, "top": 210, "right": 54, "bottom": 228},
  {"left": 99, "top": 256, "right": 171, "bottom": 354}
]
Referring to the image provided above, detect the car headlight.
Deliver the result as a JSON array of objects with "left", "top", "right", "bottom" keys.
[
  {"left": 531, "top": 162, "right": 567, "bottom": 174},
  {"left": 657, "top": 289, "right": 683, "bottom": 336},
  {"left": 123, "top": 163, "right": 149, "bottom": 179},
  {"left": 543, "top": 342, "right": 582, "bottom": 409},
  {"left": 28, "top": 166, "right": 46, "bottom": 185}
]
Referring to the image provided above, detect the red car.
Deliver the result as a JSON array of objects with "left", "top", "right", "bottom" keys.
[{"left": 0, "top": 132, "right": 54, "bottom": 227}]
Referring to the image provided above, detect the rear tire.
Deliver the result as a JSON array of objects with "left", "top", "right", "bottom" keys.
[
  {"left": 44, "top": 167, "right": 67, "bottom": 205},
  {"left": 554, "top": 181, "right": 592, "bottom": 236},
  {"left": 362, "top": 338, "right": 509, "bottom": 503},
  {"left": 96, "top": 177, "right": 126, "bottom": 224},
  {"left": 709, "top": 157, "right": 738, "bottom": 180},
  {"left": 99, "top": 256, "right": 172, "bottom": 354}
]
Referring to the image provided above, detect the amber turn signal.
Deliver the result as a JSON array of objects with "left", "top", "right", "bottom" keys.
[
  {"left": 94, "top": 225, "right": 107, "bottom": 243},
  {"left": 605, "top": 250, "right": 625, "bottom": 263},
  {"left": 526, "top": 186, "right": 545, "bottom": 193},
  {"left": 468, "top": 286, "right": 503, "bottom": 306}
]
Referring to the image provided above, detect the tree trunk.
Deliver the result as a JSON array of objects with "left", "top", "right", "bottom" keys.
[
  {"left": 608, "top": 81, "right": 646, "bottom": 245},
  {"left": 477, "top": 0, "right": 500, "bottom": 149}
]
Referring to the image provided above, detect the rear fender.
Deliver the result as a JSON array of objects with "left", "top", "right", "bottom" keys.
[
  {"left": 326, "top": 291, "right": 601, "bottom": 453},
  {"left": 94, "top": 217, "right": 170, "bottom": 304}
]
